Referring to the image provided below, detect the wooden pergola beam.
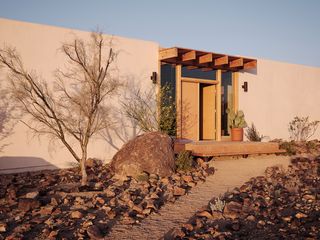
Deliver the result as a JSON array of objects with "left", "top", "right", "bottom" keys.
[
  {"left": 182, "top": 50, "right": 196, "bottom": 62},
  {"left": 229, "top": 58, "right": 243, "bottom": 68},
  {"left": 243, "top": 60, "right": 257, "bottom": 69},
  {"left": 214, "top": 55, "right": 228, "bottom": 66},
  {"left": 187, "top": 66, "right": 199, "bottom": 70},
  {"left": 159, "top": 47, "right": 178, "bottom": 60},
  {"left": 198, "top": 53, "right": 213, "bottom": 64}
]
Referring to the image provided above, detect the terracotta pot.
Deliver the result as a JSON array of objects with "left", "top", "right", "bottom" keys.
[{"left": 231, "top": 128, "right": 244, "bottom": 141}]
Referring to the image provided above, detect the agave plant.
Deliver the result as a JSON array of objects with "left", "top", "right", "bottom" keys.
[{"left": 227, "top": 108, "right": 247, "bottom": 128}]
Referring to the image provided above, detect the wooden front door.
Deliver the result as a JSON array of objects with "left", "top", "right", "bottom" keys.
[
  {"left": 181, "top": 81, "right": 199, "bottom": 140},
  {"left": 180, "top": 79, "right": 216, "bottom": 141},
  {"left": 200, "top": 84, "right": 216, "bottom": 140}
]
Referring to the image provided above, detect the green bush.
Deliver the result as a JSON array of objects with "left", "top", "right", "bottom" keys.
[
  {"left": 245, "top": 123, "right": 264, "bottom": 141},
  {"left": 279, "top": 141, "right": 297, "bottom": 155},
  {"left": 306, "top": 140, "right": 318, "bottom": 152},
  {"left": 175, "top": 150, "right": 193, "bottom": 171}
]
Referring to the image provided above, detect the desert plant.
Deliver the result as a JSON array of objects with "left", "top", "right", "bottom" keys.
[
  {"left": 175, "top": 150, "right": 193, "bottom": 171},
  {"left": 227, "top": 109, "right": 247, "bottom": 128},
  {"left": 245, "top": 123, "right": 264, "bottom": 141},
  {"left": 279, "top": 141, "right": 297, "bottom": 155},
  {"left": 209, "top": 197, "right": 225, "bottom": 213},
  {"left": 121, "top": 84, "right": 176, "bottom": 135},
  {"left": 288, "top": 116, "right": 319, "bottom": 141},
  {"left": 0, "top": 32, "right": 120, "bottom": 185},
  {"left": 306, "top": 140, "right": 318, "bottom": 152}
]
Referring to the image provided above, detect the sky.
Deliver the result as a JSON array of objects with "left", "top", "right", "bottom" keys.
[{"left": 1, "top": 0, "right": 320, "bottom": 67}]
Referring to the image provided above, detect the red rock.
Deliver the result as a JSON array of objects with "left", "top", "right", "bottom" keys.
[
  {"left": 173, "top": 187, "right": 186, "bottom": 196},
  {"left": 295, "top": 212, "right": 307, "bottom": 219},
  {"left": 18, "top": 198, "right": 40, "bottom": 212},
  {"left": 196, "top": 211, "right": 213, "bottom": 219},
  {"left": 0, "top": 222, "right": 7, "bottom": 232},
  {"left": 182, "top": 175, "right": 193, "bottom": 182},
  {"left": 71, "top": 211, "right": 83, "bottom": 219},
  {"left": 110, "top": 132, "right": 175, "bottom": 178},
  {"left": 87, "top": 225, "right": 104, "bottom": 240},
  {"left": 25, "top": 191, "right": 39, "bottom": 199},
  {"left": 39, "top": 206, "right": 54, "bottom": 216}
]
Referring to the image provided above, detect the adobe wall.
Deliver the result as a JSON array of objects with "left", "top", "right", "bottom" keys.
[
  {"left": 0, "top": 18, "right": 159, "bottom": 172},
  {"left": 239, "top": 59, "right": 320, "bottom": 140}
]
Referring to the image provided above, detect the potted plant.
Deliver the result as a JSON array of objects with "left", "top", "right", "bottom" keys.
[{"left": 227, "top": 109, "right": 248, "bottom": 141}]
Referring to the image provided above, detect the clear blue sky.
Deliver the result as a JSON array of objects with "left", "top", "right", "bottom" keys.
[{"left": 1, "top": 0, "right": 320, "bottom": 67}]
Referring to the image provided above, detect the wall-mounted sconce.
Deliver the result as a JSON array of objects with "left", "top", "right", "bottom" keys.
[
  {"left": 242, "top": 81, "right": 248, "bottom": 92},
  {"left": 150, "top": 72, "right": 157, "bottom": 84}
]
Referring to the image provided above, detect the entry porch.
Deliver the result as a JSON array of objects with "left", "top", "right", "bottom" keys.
[{"left": 174, "top": 139, "right": 285, "bottom": 157}]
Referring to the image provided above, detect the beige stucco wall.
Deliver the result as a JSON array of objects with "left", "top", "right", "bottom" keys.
[
  {"left": 239, "top": 58, "right": 320, "bottom": 140},
  {"left": 0, "top": 18, "right": 159, "bottom": 172}
]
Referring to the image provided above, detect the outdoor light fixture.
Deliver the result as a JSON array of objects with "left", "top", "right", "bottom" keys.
[
  {"left": 242, "top": 81, "right": 248, "bottom": 92},
  {"left": 150, "top": 71, "right": 157, "bottom": 84}
]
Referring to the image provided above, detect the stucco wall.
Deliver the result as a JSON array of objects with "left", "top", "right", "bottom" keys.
[
  {"left": 239, "top": 59, "right": 320, "bottom": 140},
  {"left": 0, "top": 18, "right": 159, "bottom": 172}
]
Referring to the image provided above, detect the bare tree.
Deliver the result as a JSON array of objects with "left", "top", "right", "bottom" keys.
[
  {"left": 0, "top": 87, "right": 16, "bottom": 152},
  {"left": 121, "top": 83, "right": 176, "bottom": 136},
  {"left": 0, "top": 32, "right": 119, "bottom": 185}
]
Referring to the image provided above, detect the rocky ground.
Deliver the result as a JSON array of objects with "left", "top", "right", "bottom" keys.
[
  {"left": 0, "top": 159, "right": 214, "bottom": 239},
  {"left": 169, "top": 156, "right": 320, "bottom": 240}
]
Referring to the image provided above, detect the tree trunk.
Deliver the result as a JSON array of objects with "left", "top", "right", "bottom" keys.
[{"left": 80, "top": 147, "right": 88, "bottom": 186}]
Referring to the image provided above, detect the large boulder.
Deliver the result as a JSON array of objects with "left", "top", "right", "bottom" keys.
[{"left": 110, "top": 132, "right": 175, "bottom": 178}]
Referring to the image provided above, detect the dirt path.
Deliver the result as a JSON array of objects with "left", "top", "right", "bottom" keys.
[{"left": 106, "top": 155, "right": 291, "bottom": 240}]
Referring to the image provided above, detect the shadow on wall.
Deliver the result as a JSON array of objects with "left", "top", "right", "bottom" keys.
[
  {"left": 240, "top": 67, "right": 258, "bottom": 75},
  {"left": 0, "top": 156, "right": 58, "bottom": 174}
]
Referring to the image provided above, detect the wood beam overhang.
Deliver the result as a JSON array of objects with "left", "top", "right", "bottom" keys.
[
  {"left": 243, "top": 60, "right": 257, "bottom": 70},
  {"left": 229, "top": 58, "right": 243, "bottom": 68},
  {"left": 182, "top": 50, "right": 196, "bottom": 62},
  {"left": 159, "top": 47, "right": 257, "bottom": 72}
]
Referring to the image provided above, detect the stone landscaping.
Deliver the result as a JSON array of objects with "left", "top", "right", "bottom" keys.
[
  {"left": 0, "top": 157, "right": 214, "bottom": 239},
  {"left": 169, "top": 156, "right": 320, "bottom": 240}
]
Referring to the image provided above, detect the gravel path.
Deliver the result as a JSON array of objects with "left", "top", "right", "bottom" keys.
[{"left": 106, "top": 155, "right": 291, "bottom": 240}]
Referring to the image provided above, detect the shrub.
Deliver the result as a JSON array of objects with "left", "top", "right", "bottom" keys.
[
  {"left": 305, "top": 140, "right": 318, "bottom": 152},
  {"left": 245, "top": 123, "right": 264, "bottom": 142},
  {"left": 121, "top": 84, "right": 176, "bottom": 135},
  {"left": 288, "top": 116, "right": 320, "bottom": 141},
  {"left": 175, "top": 150, "right": 193, "bottom": 171},
  {"left": 279, "top": 141, "right": 297, "bottom": 155}
]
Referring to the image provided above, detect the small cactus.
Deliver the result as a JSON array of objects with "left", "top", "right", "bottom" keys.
[
  {"left": 227, "top": 108, "right": 247, "bottom": 128},
  {"left": 209, "top": 197, "right": 225, "bottom": 213}
]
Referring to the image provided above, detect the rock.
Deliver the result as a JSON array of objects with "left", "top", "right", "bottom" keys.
[
  {"left": 182, "top": 175, "right": 193, "bottom": 182},
  {"left": 257, "top": 220, "right": 266, "bottom": 229},
  {"left": 165, "top": 227, "right": 185, "bottom": 239},
  {"left": 86, "top": 158, "right": 103, "bottom": 168},
  {"left": 223, "top": 201, "right": 242, "bottom": 219},
  {"left": 211, "top": 211, "right": 224, "bottom": 219},
  {"left": 303, "top": 194, "right": 316, "bottom": 201},
  {"left": 110, "top": 132, "right": 175, "bottom": 178},
  {"left": 71, "top": 210, "right": 83, "bottom": 219},
  {"left": 173, "top": 186, "right": 186, "bottom": 196},
  {"left": 246, "top": 215, "right": 256, "bottom": 221},
  {"left": 295, "top": 212, "right": 307, "bottom": 219},
  {"left": 39, "top": 206, "right": 54, "bottom": 216},
  {"left": 18, "top": 198, "right": 40, "bottom": 212},
  {"left": 0, "top": 222, "right": 7, "bottom": 232},
  {"left": 87, "top": 225, "right": 104, "bottom": 240},
  {"left": 182, "top": 223, "right": 194, "bottom": 232},
  {"left": 25, "top": 191, "right": 39, "bottom": 199},
  {"left": 48, "top": 230, "right": 58, "bottom": 238},
  {"left": 104, "top": 189, "right": 116, "bottom": 198},
  {"left": 196, "top": 211, "right": 213, "bottom": 219}
]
